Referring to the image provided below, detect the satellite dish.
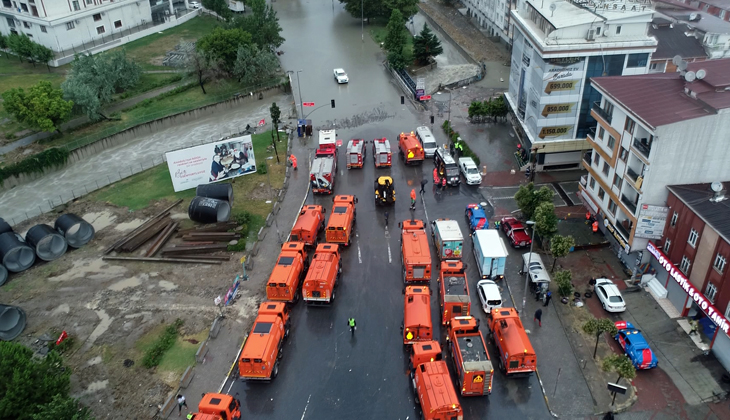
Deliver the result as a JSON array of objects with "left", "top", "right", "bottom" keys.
[
  {"left": 672, "top": 55, "right": 682, "bottom": 66},
  {"left": 689, "top": 13, "right": 698, "bottom": 21},
  {"left": 696, "top": 69, "right": 706, "bottom": 79},
  {"left": 711, "top": 181, "right": 723, "bottom": 192},
  {"left": 678, "top": 60, "right": 688, "bottom": 71},
  {"left": 549, "top": 3, "right": 557, "bottom": 11},
  {"left": 685, "top": 71, "right": 696, "bottom": 82}
]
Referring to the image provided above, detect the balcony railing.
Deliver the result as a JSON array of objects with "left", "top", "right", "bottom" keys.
[
  {"left": 633, "top": 137, "right": 652, "bottom": 159},
  {"left": 625, "top": 166, "right": 640, "bottom": 183},
  {"left": 592, "top": 102, "right": 612, "bottom": 124},
  {"left": 583, "top": 151, "right": 592, "bottom": 166},
  {"left": 616, "top": 221, "right": 632, "bottom": 241},
  {"left": 621, "top": 194, "right": 638, "bottom": 215}
]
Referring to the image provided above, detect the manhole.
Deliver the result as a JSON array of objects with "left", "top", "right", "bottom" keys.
[{"left": 123, "top": 359, "right": 134, "bottom": 367}]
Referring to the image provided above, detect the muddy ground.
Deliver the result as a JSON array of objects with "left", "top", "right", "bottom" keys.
[{"left": 1, "top": 199, "right": 263, "bottom": 419}]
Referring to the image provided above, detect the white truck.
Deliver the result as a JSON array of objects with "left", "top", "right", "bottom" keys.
[
  {"left": 472, "top": 229, "right": 509, "bottom": 280},
  {"left": 228, "top": 0, "right": 245, "bottom": 13}
]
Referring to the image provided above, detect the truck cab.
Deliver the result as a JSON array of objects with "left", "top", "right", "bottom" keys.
[
  {"left": 239, "top": 302, "right": 291, "bottom": 381},
  {"left": 325, "top": 195, "right": 357, "bottom": 246},
  {"left": 431, "top": 219, "right": 464, "bottom": 261},
  {"left": 310, "top": 157, "right": 336, "bottom": 194},
  {"left": 438, "top": 260, "right": 471, "bottom": 325},
  {"left": 372, "top": 137, "right": 392, "bottom": 168},
  {"left": 193, "top": 392, "right": 241, "bottom": 420},
  {"left": 398, "top": 132, "right": 424, "bottom": 165},
  {"left": 346, "top": 139, "right": 366, "bottom": 169},
  {"left": 488, "top": 307, "right": 536, "bottom": 376},
  {"left": 403, "top": 285, "right": 433, "bottom": 345},
  {"left": 266, "top": 242, "right": 309, "bottom": 303},
  {"left": 435, "top": 147, "right": 460, "bottom": 186},
  {"left": 472, "top": 229, "right": 509, "bottom": 280},
  {"left": 447, "top": 316, "right": 494, "bottom": 396},
  {"left": 410, "top": 341, "right": 463, "bottom": 420},
  {"left": 400, "top": 219, "right": 432, "bottom": 283},
  {"left": 317, "top": 129, "right": 337, "bottom": 157},
  {"left": 290, "top": 205, "right": 325, "bottom": 247},
  {"left": 302, "top": 243, "right": 341, "bottom": 305}
]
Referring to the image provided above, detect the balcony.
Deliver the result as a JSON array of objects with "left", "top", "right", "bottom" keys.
[
  {"left": 632, "top": 137, "right": 653, "bottom": 159},
  {"left": 621, "top": 194, "right": 638, "bottom": 215},
  {"left": 583, "top": 151, "right": 592, "bottom": 166},
  {"left": 616, "top": 220, "right": 633, "bottom": 240},
  {"left": 592, "top": 102, "right": 612, "bottom": 124}
]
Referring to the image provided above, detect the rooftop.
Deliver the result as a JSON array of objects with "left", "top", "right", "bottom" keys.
[
  {"left": 649, "top": 20, "right": 707, "bottom": 59},
  {"left": 525, "top": 0, "right": 654, "bottom": 28},
  {"left": 667, "top": 182, "right": 730, "bottom": 244},
  {"left": 660, "top": 9, "right": 730, "bottom": 33}
]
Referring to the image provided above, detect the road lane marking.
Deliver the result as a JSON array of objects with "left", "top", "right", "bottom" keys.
[
  {"left": 387, "top": 241, "right": 392, "bottom": 263},
  {"left": 421, "top": 194, "right": 430, "bottom": 225},
  {"left": 300, "top": 394, "right": 312, "bottom": 420},
  {"left": 357, "top": 243, "right": 362, "bottom": 264}
]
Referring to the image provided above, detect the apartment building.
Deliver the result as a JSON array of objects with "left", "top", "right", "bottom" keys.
[
  {"left": 660, "top": 9, "right": 730, "bottom": 59},
  {"left": 579, "top": 58, "right": 730, "bottom": 274},
  {"left": 656, "top": 0, "right": 730, "bottom": 22},
  {"left": 648, "top": 16, "right": 707, "bottom": 73},
  {"left": 505, "top": 0, "right": 657, "bottom": 171},
  {"left": 462, "top": 0, "right": 514, "bottom": 44},
  {"left": 646, "top": 182, "right": 730, "bottom": 371}
]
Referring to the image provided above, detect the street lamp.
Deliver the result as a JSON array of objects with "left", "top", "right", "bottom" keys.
[
  {"left": 296, "top": 70, "right": 304, "bottom": 119},
  {"left": 445, "top": 87, "right": 452, "bottom": 124},
  {"left": 521, "top": 220, "right": 537, "bottom": 318}
]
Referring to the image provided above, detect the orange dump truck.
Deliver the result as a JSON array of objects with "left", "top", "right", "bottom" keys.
[
  {"left": 325, "top": 195, "right": 357, "bottom": 246},
  {"left": 409, "top": 341, "right": 463, "bottom": 420},
  {"left": 403, "top": 285, "right": 433, "bottom": 345},
  {"left": 398, "top": 131, "right": 424, "bottom": 165},
  {"left": 192, "top": 393, "right": 241, "bottom": 420},
  {"left": 266, "top": 242, "right": 309, "bottom": 303},
  {"left": 302, "top": 243, "right": 341, "bottom": 305},
  {"left": 488, "top": 307, "right": 537, "bottom": 376},
  {"left": 239, "top": 301, "right": 291, "bottom": 381},
  {"left": 290, "top": 205, "right": 325, "bottom": 247},
  {"left": 400, "top": 219, "right": 432, "bottom": 283},
  {"left": 438, "top": 260, "right": 471, "bottom": 325},
  {"left": 447, "top": 316, "right": 494, "bottom": 396}
]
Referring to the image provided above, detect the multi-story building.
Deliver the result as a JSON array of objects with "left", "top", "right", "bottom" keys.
[
  {"left": 505, "top": 0, "right": 657, "bottom": 171},
  {"left": 579, "top": 58, "right": 730, "bottom": 274},
  {"left": 655, "top": 0, "right": 730, "bottom": 22},
  {"left": 463, "top": 0, "right": 514, "bottom": 45},
  {"left": 645, "top": 181, "right": 730, "bottom": 371},
  {"left": 648, "top": 16, "right": 707, "bottom": 73},
  {"left": 659, "top": 9, "right": 730, "bottom": 59}
]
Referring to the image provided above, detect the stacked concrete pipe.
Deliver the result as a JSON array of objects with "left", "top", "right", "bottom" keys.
[
  {"left": 54, "top": 213, "right": 95, "bottom": 248},
  {"left": 0, "top": 218, "right": 10, "bottom": 286},
  {"left": 0, "top": 232, "right": 36, "bottom": 273},
  {"left": 25, "top": 224, "right": 68, "bottom": 261},
  {"left": 0, "top": 304, "right": 27, "bottom": 341}
]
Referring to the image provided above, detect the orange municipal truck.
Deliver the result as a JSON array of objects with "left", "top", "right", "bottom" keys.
[
  {"left": 302, "top": 243, "right": 341, "bottom": 305},
  {"left": 438, "top": 260, "right": 471, "bottom": 325},
  {"left": 325, "top": 195, "right": 357, "bottom": 246},
  {"left": 400, "top": 219, "right": 432, "bottom": 283},
  {"left": 409, "top": 341, "right": 463, "bottom": 420},
  {"left": 266, "top": 242, "right": 309, "bottom": 303},
  {"left": 192, "top": 393, "right": 241, "bottom": 420},
  {"left": 239, "top": 302, "right": 291, "bottom": 381},
  {"left": 447, "top": 316, "right": 494, "bottom": 396},
  {"left": 488, "top": 307, "right": 537, "bottom": 376},
  {"left": 290, "top": 205, "right": 325, "bottom": 247},
  {"left": 403, "top": 285, "right": 433, "bottom": 345},
  {"left": 398, "top": 131, "right": 424, "bottom": 165}
]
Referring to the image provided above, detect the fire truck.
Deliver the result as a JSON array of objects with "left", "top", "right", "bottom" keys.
[
  {"left": 409, "top": 341, "right": 463, "bottom": 420},
  {"left": 400, "top": 219, "right": 432, "bottom": 283},
  {"left": 398, "top": 131, "right": 424, "bottom": 165},
  {"left": 239, "top": 302, "right": 291, "bottom": 381},
  {"left": 488, "top": 307, "right": 537, "bottom": 376},
  {"left": 290, "top": 205, "right": 325, "bottom": 247},
  {"left": 310, "top": 157, "right": 336, "bottom": 194},
  {"left": 302, "top": 243, "right": 341, "bottom": 305},
  {"left": 193, "top": 393, "right": 242, "bottom": 420},
  {"left": 266, "top": 242, "right": 309, "bottom": 303},
  {"left": 403, "top": 285, "right": 433, "bottom": 345},
  {"left": 325, "top": 195, "right": 357, "bottom": 246},
  {"left": 447, "top": 316, "right": 494, "bottom": 396},
  {"left": 317, "top": 129, "right": 337, "bottom": 157},
  {"left": 346, "top": 139, "right": 366, "bottom": 169},
  {"left": 438, "top": 260, "right": 471, "bottom": 325},
  {"left": 372, "top": 137, "right": 392, "bottom": 168}
]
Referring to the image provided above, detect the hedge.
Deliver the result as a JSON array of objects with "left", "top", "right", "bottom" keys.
[
  {"left": 0, "top": 147, "right": 69, "bottom": 184},
  {"left": 441, "top": 120, "right": 481, "bottom": 167}
]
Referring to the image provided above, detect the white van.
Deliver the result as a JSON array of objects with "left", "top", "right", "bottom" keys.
[{"left": 415, "top": 126, "right": 438, "bottom": 158}]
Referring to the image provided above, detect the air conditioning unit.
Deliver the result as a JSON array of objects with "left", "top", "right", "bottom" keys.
[{"left": 586, "top": 29, "right": 596, "bottom": 41}]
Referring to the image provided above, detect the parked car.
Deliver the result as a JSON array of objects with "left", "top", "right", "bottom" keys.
[
  {"left": 334, "top": 68, "right": 349, "bottom": 84},
  {"left": 464, "top": 203, "right": 488, "bottom": 233},
  {"left": 595, "top": 278, "right": 626, "bottom": 312},
  {"left": 614, "top": 321, "right": 658, "bottom": 370},
  {"left": 189, "top": 1, "right": 201, "bottom": 9},
  {"left": 459, "top": 157, "right": 482, "bottom": 185},
  {"left": 500, "top": 216, "right": 532, "bottom": 248},
  {"left": 476, "top": 280, "right": 502, "bottom": 314}
]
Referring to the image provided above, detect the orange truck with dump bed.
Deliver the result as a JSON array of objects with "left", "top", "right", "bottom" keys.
[
  {"left": 325, "top": 195, "right": 357, "bottom": 246},
  {"left": 192, "top": 393, "right": 242, "bottom": 420},
  {"left": 409, "top": 341, "right": 463, "bottom": 420},
  {"left": 403, "top": 285, "right": 433, "bottom": 345},
  {"left": 398, "top": 131, "right": 424, "bottom": 165},
  {"left": 290, "top": 205, "right": 325, "bottom": 247},
  {"left": 400, "top": 219, "right": 432, "bottom": 283},
  {"left": 302, "top": 243, "right": 341, "bottom": 305},
  {"left": 438, "top": 260, "right": 471, "bottom": 325},
  {"left": 488, "top": 307, "right": 537, "bottom": 376},
  {"left": 266, "top": 242, "right": 309, "bottom": 303},
  {"left": 239, "top": 301, "right": 291, "bottom": 381},
  {"left": 447, "top": 316, "right": 494, "bottom": 396}
]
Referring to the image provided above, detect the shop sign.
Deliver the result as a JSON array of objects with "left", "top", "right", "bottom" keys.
[
  {"left": 647, "top": 242, "right": 730, "bottom": 335},
  {"left": 634, "top": 204, "right": 669, "bottom": 240},
  {"left": 544, "top": 80, "right": 579, "bottom": 94},
  {"left": 538, "top": 125, "right": 572, "bottom": 139},
  {"left": 548, "top": 57, "right": 583, "bottom": 66},
  {"left": 541, "top": 103, "right": 575, "bottom": 117},
  {"left": 605, "top": 219, "right": 630, "bottom": 253}
]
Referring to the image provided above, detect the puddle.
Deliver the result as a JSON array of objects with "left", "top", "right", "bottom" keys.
[
  {"left": 158, "top": 280, "right": 177, "bottom": 291},
  {"left": 49, "top": 258, "right": 127, "bottom": 282},
  {"left": 83, "top": 211, "right": 117, "bottom": 232},
  {"left": 114, "top": 219, "right": 145, "bottom": 232},
  {"left": 51, "top": 303, "right": 70, "bottom": 316},
  {"left": 81, "top": 309, "right": 113, "bottom": 353},
  {"left": 84, "top": 380, "right": 109, "bottom": 393},
  {"left": 108, "top": 275, "right": 144, "bottom": 291},
  {"left": 86, "top": 356, "right": 102, "bottom": 366}
]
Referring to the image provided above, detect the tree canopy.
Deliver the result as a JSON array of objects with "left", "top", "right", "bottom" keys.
[
  {"left": 229, "top": 0, "right": 284, "bottom": 51},
  {"left": 384, "top": 9, "right": 409, "bottom": 69},
  {"left": 602, "top": 354, "right": 637, "bottom": 382},
  {"left": 550, "top": 234, "right": 575, "bottom": 272},
  {"left": 202, "top": 0, "right": 232, "bottom": 19},
  {"left": 514, "top": 182, "right": 554, "bottom": 220},
  {"left": 583, "top": 316, "right": 619, "bottom": 359},
  {"left": 339, "top": 0, "right": 419, "bottom": 20},
  {"left": 2, "top": 81, "right": 74, "bottom": 133},
  {"left": 232, "top": 44, "right": 279, "bottom": 87},
  {"left": 30, "top": 395, "right": 93, "bottom": 420},
  {"left": 197, "top": 27, "right": 252, "bottom": 74},
  {"left": 413, "top": 23, "right": 442, "bottom": 64},
  {"left": 186, "top": 48, "right": 221, "bottom": 95},
  {"left": 534, "top": 201, "right": 558, "bottom": 238}
]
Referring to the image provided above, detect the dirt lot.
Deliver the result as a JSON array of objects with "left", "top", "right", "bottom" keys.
[{"left": 1, "top": 199, "right": 263, "bottom": 419}]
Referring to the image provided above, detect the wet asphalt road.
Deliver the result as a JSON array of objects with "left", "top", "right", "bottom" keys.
[{"left": 227, "top": 2, "right": 551, "bottom": 419}]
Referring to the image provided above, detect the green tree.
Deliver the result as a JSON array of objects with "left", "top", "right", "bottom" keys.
[
  {"left": 269, "top": 102, "right": 281, "bottom": 163},
  {"left": 490, "top": 95, "right": 509, "bottom": 120},
  {"left": 202, "top": 0, "right": 232, "bottom": 19},
  {"left": 534, "top": 201, "right": 558, "bottom": 238},
  {"left": 555, "top": 269, "right": 573, "bottom": 298},
  {"left": 2, "top": 81, "right": 74, "bottom": 134},
  {"left": 30, "top": 43, "right": 55, "bottom": 71},
  {"left": 550, "top": 234, "right": 575, "bottom": 272},
  {"left": 197, "top": 27, "right": 252, "bottom": 74},
  {"left": 412, "top": 23, "right": 443, "bottom": 64},
  {"left": 339, "top": 0, "right": 386, "bottom": 21},
  {"left": 230, "top": 0, "right": 284, "bottom": 51},
  {"left": 0, "top": 33, "right": 8, "bottom": 50},
  {"left": 582, "top": 316, "right": 619, "bottom": 359},
  {"left": 514, "top": 182, "right": 554, "bottom": 220},
  {"left": 31, "top": 395, "right": 93, "bottom": 420},
  {"left": 601, "top": 354, "right": 637, "bottom": 383},
  {"left": 387, "top": 49, "right": 407, "bottom": 70},
  {"left": 384, "top": 0, "right": 420, "bottom": 19},
  {"left": 7, "top": 33, "right": 34, "bottom": 63},
  {"left": 232, "top": 44, "right": 279, "bottom": 87},
  {"left": 186, "top": 49, "right": 220, "bottom": 94},
  {"left": 383, "top": 9, "right": 407, "bottom": 52}
]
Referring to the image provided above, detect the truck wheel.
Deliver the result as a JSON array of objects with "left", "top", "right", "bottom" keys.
[
  {"left": 285, "top": 321, "right": 291, "bottom": 339},
  {"left": 278, "top": 345, "right": 284, "bottom": 360},
  {"left": 272, "top": 362, "right": 279, "bottom": 379},
  {"left": 331, "top": 290, "right": 336, "bottom": 302}
]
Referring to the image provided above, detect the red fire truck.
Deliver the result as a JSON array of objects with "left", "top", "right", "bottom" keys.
[
  {"left": 346, "top": 139, "right": 366, "bottom": 169},
  {"left": 317, "top": 129, "right": 337, "bottom": 157},
  {"left": 372, "top": 138, "right": 392, "bottom": 168},
  {"left": 310, "top": 157, "right": 336, "bottom": 194}
]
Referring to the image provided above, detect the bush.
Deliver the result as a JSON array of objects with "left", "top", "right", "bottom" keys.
[
  {"left": 141, "top": 319, "right": 183, "bottom": 368},
  {"left": 257, "top": 164, "right": 267, "bottom": 174},
  {"left": 441, "top": 120, "right": 480, "bottom": 166},
  {"left": 227, "top": 211, "right": 252, "bottom": 251},
  {"left": 0, "top": 147, "right": 69, "bottom": 183},
  {"left": 555, "top": 270, "right": 574, "bottom": 297}
]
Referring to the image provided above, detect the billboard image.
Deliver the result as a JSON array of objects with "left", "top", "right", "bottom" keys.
[{"left": 165, "top": 135, "right": 256, "bottom": 192}]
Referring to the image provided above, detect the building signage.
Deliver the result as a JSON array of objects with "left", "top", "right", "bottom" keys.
[
  {"left": 647, "top": 242, "right": 730, "bottom": 336},
  {"left": 541, "top": 103, "right": 575, "bottom": 117},
  {"left": 605, "top": 220, "right": 631, "bottom": 253},
  {"left": 544, "top": 80, "right": 579, "bottom": 94},
  {"left": 538, "top": 125, "right": 573, "bottom": 139},
  {"left": 547, "top": 57, "right": 583, "bottom": 66},
  {"left": 634, "top": 205, "right": 669, "bottom": 240}
]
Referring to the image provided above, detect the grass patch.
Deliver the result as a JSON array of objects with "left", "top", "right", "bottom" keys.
[
  {"left": 141, "top": 319, "right": 183, "bottom": 368},
  {"left": 90, "top": 164, "right": 196, "bottom": 210},
  {"left": 156, "top": 329, "right": 209, "bottom": 375},
  {"left": 369, "top": 24, "right": 415, "bottom": 57},
  {"left": 118, "top": 73, "right": 185, "bottom": 99}
]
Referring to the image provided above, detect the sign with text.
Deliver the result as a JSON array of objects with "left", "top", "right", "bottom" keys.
[
  {"left": 538, "top": 125, "right": 573, "bottom": 139},
  {"left": 605, "top": 220, "right": 630, "bottom": 254},
  {"left": 165, "top": 135, "right": 256, "bottom": 192},
  {"left": 541, "top": 103, "right": 575, "bottom": 117},
  {"left": 544, "top": 80, "right": 579, "bottom": 94},
  {"left": 419, "top": 95, "right": 432, "bottom": 101},
  {"left": 547, "top": 57, "right": 584, "bottom": 66},
  {"left": 634, "top": 205, "right": 669, "bottom": 239},
  {"left": 303, "top": 102, "right": 315, "bottom": 107}
]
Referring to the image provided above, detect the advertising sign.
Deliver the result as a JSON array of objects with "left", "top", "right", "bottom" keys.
[
  {"left": 605, "top": 220, "right": 630, "bottom": 254},
  {"left": 541, "top": 103, "right": 576, "bottom": 117},
  {"left": 544, "top": 80, "right": 579, "bottom": 94},
  {"left": 538, "top": 125, "right": 573, "bottom": 139},
  {"left": 165, "top": 135, "right": 256, "bottom": 192},
  {"left": 635, "top": 205, "right": 669, "bottom": 239}
]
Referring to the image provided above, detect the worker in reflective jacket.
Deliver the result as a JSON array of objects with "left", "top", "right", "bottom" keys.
[
  {"left": 348, "top": 318, "right": 356, "bottom": 335},
  {"left": 289, "top": 154, "right": 298, "bottom": 170}
]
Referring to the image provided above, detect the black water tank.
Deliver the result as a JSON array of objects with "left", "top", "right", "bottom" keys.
[
  {"left": 26, "top": 224, "right": 68, "bottom": 261},
  {"left": 0, "top": 232, "right": 36, "bottom": 273},
  {"left": 55, "top": 213, "right": 95, "bottom": 248},
  {"left": 0, "top": 218, "right": 12, "bottom": 235},
  {"left": 188, "top": 197, "right": 231, "bottom": 224},
  {"left": 196, "top": 183, "right": 234, "bottom": 204}
]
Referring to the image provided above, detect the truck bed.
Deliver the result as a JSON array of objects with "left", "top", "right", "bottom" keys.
[
  {"left": 456, "top": 335, "right": 492, "bottom": 373},
  {"left": 442, "top": 275, "right": 470, "bottom": 303}
]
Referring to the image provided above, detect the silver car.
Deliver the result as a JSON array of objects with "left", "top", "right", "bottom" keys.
[
  {"left": 595, "top": 278, "right": 626, "bottom": 313},
  {"left": 333, "top": 68, "right": 349, "bottom": 84}
]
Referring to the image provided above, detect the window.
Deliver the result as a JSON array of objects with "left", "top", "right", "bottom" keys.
[
  {"left": 593, "top": 152, "right": 600, "bottom": 166},
  {"left": 2, "top": 0, "right": 11, "bottom": 8},
  {"left": 602, "top": 162, "right": 610, "bottom": 176},
  {"left": 598, "top": 187, "right": 606, "bottom": 201},
  {"left": 22, "top": 21, "right": 30, "bottom": 28},
  {"left": 612, "top": 173, "right": 622, "bottom": 189},
  {"left": 596, "top": 26, "right": 601, "bottom": 35},
  {"left": 72, "top": 0, "right": 79, "bottom": 11},
  {"left": 714, "top": 254, "right": 726, "bottom": 273},
  {"left": 650, "top": 63, "right": 658, "bottom": 70},
  {"left": 114, "top": 20, "right": 122, "bottom": 28},
  {"left": 30, "top": 4, "right": 37, "bottom": 16},
  {"left": 96, "top": 25, "right": 105, "bottom": 34},
  {"left": 616, "top": 25, "right": 622, "bottom": 35},
  {"left": 608, "top": 200, "right": 617, "bottom": 215},
  {"left": 589, "top": 176, "right": 596, "bottom": 190},
  {"left": 624, "top": 117, "right": 636, "bottom": 135},
  {"left": 688, "top": 228, "right": 699, "bottom": 248},
  {"left": 20, "top": 2, "right": 27, "bottom": 12},
  {"left": 619, "top": 147, "right": 628, "bottom": 162},
  {"left": 705, "top": 282, "right": 718, "bottom": 303},
  {"left": 66, "top": 21, "right": 75, "bottom": 30},
  {"left": 680, "top": 255, "right": 691, "bottom": 274},
  {"left": 627, "top": 53, "right": 649, "bottom": 68},
  {"left": 40, "top": 25, "right": 46, "bottom": 32},
  {"left": 93, "top": 13, "right": 101, "bottom": 21},
  {"left": 671, "top": 212, "right": 678, "bottom": 227},
  {"left": 604, "top": 101, "right": 615, "bottom": 119},
  {"left": 598, "top": 127, "right": 605, "bottom": 140},
  {"left": 607, "top": 136, "right": 616, "bottom": 149},
  {"left": 664, "top": 239, "right": 671, "bottom": 253},
  {"left": 86, "top": 0, "right": 92, "bottom": 3},
  {"left": 25, "top": 33, "right": 32, "bottom": 38}
]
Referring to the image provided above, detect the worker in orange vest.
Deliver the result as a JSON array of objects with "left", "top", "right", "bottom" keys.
[
  {"left": 433, "top": 168, "right": 440, "bottom": 184},
  {"left": 592, "top": 221, "right": 599, "bottom": 233},
  {"left": 586, "top": 212, "right": 591, "bottom": 221},
  {"left": 410, "top": 189, "right": 417, "bottom": 210},
  {"left": 289, "top": 154, "right": 297, "bottom": 170}
]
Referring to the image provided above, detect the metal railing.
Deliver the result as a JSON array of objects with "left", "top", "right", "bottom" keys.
[
  {"left": 632, "top": 137, "right": 652, "bottom": 159},
  {"left": 621, "top": 194, "right": 638, "bottom": 215},
  {"left": 615, "top": 220, "right": 632, "bottom": 241},
  {"left": 625, "top": 166, "right": 640, "bottom": 183},
  {"left": 592, "top": 101, "right": 612, "bottom": 124}
]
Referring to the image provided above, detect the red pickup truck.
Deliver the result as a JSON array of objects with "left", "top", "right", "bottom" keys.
[{"left": 500, "top": 216, "right": 532, "bottom": 248}]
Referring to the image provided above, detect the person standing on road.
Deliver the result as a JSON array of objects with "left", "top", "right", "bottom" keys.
[
  {"left": 410, "top": 189, "right": 417, "bottom": 210},
  {"left": 543, "top": 291, "right": 552, "bottom": 307},
  {"left": 348, "top": 317, "right": 357, "bottom": 335},
  {"left": 177, "top": 394, "right": 188, "bottom": 416},
  {"left": 384, "top": 211, "right": 389, "bottom": 227},
  {"left": 420, "top": 179, "right": 428, "bottom": 194},
  {"left": 534, "top": 309, "right": 543, "bottom": 327},
  {"left": 441, "top": 177, "right": 446, "bottom": 191}
]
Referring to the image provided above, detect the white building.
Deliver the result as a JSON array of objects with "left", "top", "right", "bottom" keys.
[
  {"left": 659, "top": 9, "right": 730, "bottom": 59},
  {"left": 579, "top": 58, "right": 730, "bottom": 272},
  {"left": 505, "top": 0, "right": 657, "bottom": 171},
  {"left": 462, "top": 0, "right": 514, "bottom": 44}
]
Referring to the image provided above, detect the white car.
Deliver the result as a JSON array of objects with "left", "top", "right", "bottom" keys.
[
  {"left": 595, "top": 278, "right": 626, "bottom": 313},
  {"left": 477, "top": 280, "right": 503, "bottom": 314},
  {"left": 459, "top": 157, "right": 482, "bottom": 185},
  {"left": 333, "top": 68, "right": 349, "bottom": 84},
  {"left": 189, "top": 1, "right": 201, "bottom": 9}
]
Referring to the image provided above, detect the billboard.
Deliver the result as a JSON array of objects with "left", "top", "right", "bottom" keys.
[
  {"left": 634, "top": 204, "right": 669, "bottom": 239},
  {"left": 165, "top": 135, "right": 256, "bottom": 192}
]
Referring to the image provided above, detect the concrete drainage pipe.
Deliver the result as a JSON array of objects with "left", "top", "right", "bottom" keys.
[
  {"left": 25, "top": 224, "right": 68, "bottom": 262},
  {"left": 54, "top": 213, "right": 95, "bottom": 249},
  {"left": 0, "top": 304, "right": 27, "bottom": 341},
  {"left": 0, "top": 264, "right": 7, "bottom": 287},
  {"left": 0, "top": 232, "right": 36, "bottom": 273}
]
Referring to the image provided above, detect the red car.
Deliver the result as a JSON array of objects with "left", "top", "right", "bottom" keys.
[{"left": 500, "top": 216, "right": 532, "bottom": 248}]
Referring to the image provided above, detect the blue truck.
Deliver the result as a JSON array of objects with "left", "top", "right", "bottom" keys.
[{"left": 472, "top": 229, "right": 509, "bottom": 280}]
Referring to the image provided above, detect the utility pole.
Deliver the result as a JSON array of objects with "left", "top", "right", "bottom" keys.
[
  {"left": 521, "top": 220, "right": 537, "bottom": 317},
  {"left": 296, "top": 70, "right": 304, "bottom": 118},
  {"left": 361, "top": 0, "right": 364, "bottom": 42}
]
